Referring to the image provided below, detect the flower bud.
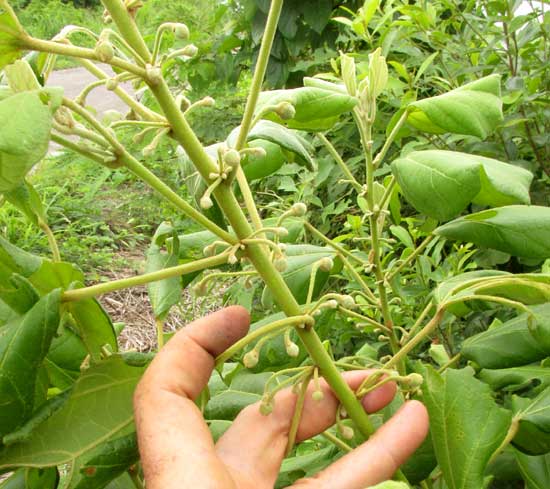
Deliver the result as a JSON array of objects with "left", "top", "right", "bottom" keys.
[
  {"left": 202, "top": 244, "right": 216, "bottom": 257},
  {"left": 95, "top": 41, "right": 115, "bottom": 62},
  {"left": 318, "top": 257, "right": 334, "bottom": 272},
  {"left": 312, "top": 390, "right": 324, "bottom": 402},
  {"left": 193, "top": 281, "right": 208, "bottom": 297},
  {"left": 174, "top": 23, "right": 190, "bottom": 40},
  {"left": 340, "top": 425, "right": 354, "bottom": 440},
  {"left": 181, "top": 44, "right": 198, "bottom": 57},
  {"left": 340, "top": 295, "right": 356, "bottom": 309},
  {"left": 340, "top": 53, "right": 357, "bottom": 96},
  {"left": 200, "top": 195, "right": 214, "bottom": 209},
  {"left": 291, "top": 202, "right": 307, "bottom": 216},
  {"left": 276, "top": 227, "right": 289, "bottom": 237},
  {"left": 243, "top": 350, "right": 259, "bottom": 369},
  {"left": 274, "top": 256, "right": 288, "bottom": 272},
  {"left": 286, "top": 342, "right": 300, "bottom": 358},
  {"left": 223, "top": 149, "right": 241, "bottom": 167},
  {"left": 105, "top": 78, "right": 118, "bottom": 91},
  {"left": 403, "top": 373, "right": 424, "bottom": 389},
  {"left": 54, "top": 106, "right": 76, "bottom": 129},
  {"left": 275, "top": 101, "right": 296, "bottom": 120},
  {"left": 259, "top": 399, "right": 273, "bottom": 416},
  {"left": 228, "top": 254, "right": 238, "bottom": 265},
  {"left": 198, "top": 96, "right": 215, "bottom": 108},
  {"left": 326, "top": 299, "right": 339, "bottom": 309}
]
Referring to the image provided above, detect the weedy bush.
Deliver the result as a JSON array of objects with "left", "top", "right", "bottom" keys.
[{"left": 0, "top": 1, "right": 550, "bottom": 488}]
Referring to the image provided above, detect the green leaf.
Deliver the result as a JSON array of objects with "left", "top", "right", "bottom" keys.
[
  {"left": 208, "top": 420, "right": 232, "bottom": 442},
  {"left": 0, "top": 355, "right": 145, "bottom": 469},
  {"left": 3, "top": 180, "right": 47, "bottom": 226},
  {"left": 69, "top": 432, "right": 139, "bottom": 489},
  {"left": 408, "top": 74, "right": 503, "bottom": 138},
  {"left": 435, "top": 206, "right": 550, "bottom": 259},
  {"left": 276, "top": 446, "right": 338, "bottom": 487},
  {"left": 204, "top": 390, "right": 260, "bottom": 420},
  {"left": 0, "top": 235, "right": 42, "bottom": 283},
  {"left": 0, "top": 89, "right": 63, "bottom": 192},
  {"left": 146, "top": 223, "right": 181, "bottom": 320},
  {"left": 512, "top": 395, "right": 550, "bottom": 456},
  {"left": 515, "top": 387, "right": 550, "bottom": 432},
  {"left": 256, "top": 87, "right": 357, "bottom": 131},
  {"left": 392, "top": 150, "right": 532, "bottom": 221},
  {"left": 0, "top": 289, "right": 61, "bottom": 438},
  {"left": 68, "top": 293, "right": 118, "bottom": 361},
  {"left": 227, "top": 120, "right": 315, "bottom": 171},
  {"left": 0, "top": 10, "right": 24, "bottom": 70},
  {"left": 242, "top": 139, "right": 285, "bottom": 181},
  {"left": 421, "top": 365, "right": 513, "bottom": 489},
  {"left": 462, "top": 304, "right": 550, "bottom": 369},
  {"left": 515, "top": 450, "right": 550, "bottom": 488},
  {"left": 479, "top": 366, "right": 550, "bottom": 392}
]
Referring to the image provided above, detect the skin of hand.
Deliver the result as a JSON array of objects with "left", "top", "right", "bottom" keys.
[{"left": 134, "top": 306, "right": 430, "bottom": 489}]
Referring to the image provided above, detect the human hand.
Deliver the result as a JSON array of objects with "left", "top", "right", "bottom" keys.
[{"left": 134, "top": 306, "right": 429, "bottom": 489}]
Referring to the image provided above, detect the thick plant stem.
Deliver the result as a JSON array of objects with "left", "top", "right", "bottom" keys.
[
  {"left": 62, "top": 253, "right": 229, "bottom": 302},
  {"left": 102, "top": 0, "right": 375, "bottom": 438},
  {"left": 156, "top": 317, "right": 165, "bottom": 350},
  {"left": 100, "top": 0, "right": 151, "bottom": 63}
]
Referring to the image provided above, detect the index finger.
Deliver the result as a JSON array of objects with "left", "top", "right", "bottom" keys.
[{"left": 133, "top": 306, "right": 250, "bottom": 489}]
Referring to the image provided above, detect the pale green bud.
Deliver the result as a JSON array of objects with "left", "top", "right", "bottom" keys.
[
  {"left": 174, "top": 23, "right": 190, "bottom": 40},
  {"left": 200, "top": 195, "right": 214, "bottom": 209},
  {"left": 95, "top": 41, "right": 115, "bottom": 62},
  {"left": 275, "top": 101, "right": 296, "bottom": 120},
  {"left": 291, "top": 202, "right": 307, "bottom": 216},
  {"left": 243, "top": 350, "right": 259, "bottom": 369},
  {"left": 223, "top": 149, "right": 241, "bottom": 167},
  {"left": 318, "top": 257, "right": 334, "bottom": 272},
  {"left": 340, "top": 53, "right": 357, "bottom": 96},
  {"left": 368, "top": 48, "right": 388, "bottom": 99}
]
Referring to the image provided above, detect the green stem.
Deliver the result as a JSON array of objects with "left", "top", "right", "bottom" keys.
[
  {"left": 100, "top": 0, "right": 152, "bottom": 63},
  {"left": 488, "top": 418, "right": 519, "bottom": 466},
  {"left": 285, "top": 369, "right": 313, "bottom": 455},
  {"left": 51, "top": 133, "right": 107, "bottom": 165},
  {"left": 215, "top": 315, "right": 314, "bottom": 367},
  {"left": 62, "top": 253, "right": 229, "bottom": 302},
  {"left": 317, "top": 133, "right": 363, "bottom": 193},
  {"left": 128, "top": 469, "right": 145, "bottom": 489},
  {"left": 372, "top": 110, "right": 409, "bottom": 168},
  {"left": 23, "top": 36, "right": 147, "bottom": 78},
  {"left": 38, "top": 220, "right": 61, "bottom": 262},
  {"left": 78, "top": 59, "right": 162, "bottom": 121},
  {"left": 303, "top": 221, "right": 364, "bottom": 266},
  {"left": 385, "top": 308, "right": 445, "bottom": 370},
  {"left": 322, "top": 431, "right": 353, "bottom": 452},
  {"left": 156, "top": 317, "right": 165, "bottom": 349},
  {"left": 386, "top": 235, "right": 435, "bottom": 281},
  {"left": 338, "top": 254, "right": 378, "bottom": 305}
]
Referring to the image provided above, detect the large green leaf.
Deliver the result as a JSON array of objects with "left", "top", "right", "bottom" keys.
[
  {"left": 227, "top": 120, "right": 315, "bottom": 171},
  {"left": 276, "top": 446, "right": 338, "bottom": 488},
  {"left": 462, "top": 304, "right": 550, "bottom": 369},
  {"left": 0, "top": 355, "right": 145, "bottom": 468},
  {"left": 204, "top": 390, "right": 261, "bottom": 420},
  {"left": 392, "top": 150, "right": 532, "bottom": 221},
  {"left": 435, "top": 206, "right": 550, "bottom": 259},
  {"left": 0, "top": 290, "right": 61, "bottom": 438},
  {"left": 421, "top": 366, "right": 512, "bottom": 489},
  {"left": 146, "top": 223, "right": 181, "bottom": 321},
  {"left": 0, "top": 89, "right": 63, "bottom": 192},
  {"left": 515, "top": 450, "right": 550, "bottom": 488},
  {"left": 408, "top": 74, "right": 503, "bottom": 138},
  {"left": 0, "top": 10, "right": 24, "bottom": 70},
  {"left": 479, "top": 366, "right": 550, "bottom": 393},
  {"left": 256, "top": 87, "right": 357, "bottom": 131}
]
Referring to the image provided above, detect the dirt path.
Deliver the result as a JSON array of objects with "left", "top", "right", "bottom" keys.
[{"left": 48, "top": 64, "right": 135, "bottom": 116}]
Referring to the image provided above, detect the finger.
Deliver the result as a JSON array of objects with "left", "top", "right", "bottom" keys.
[
  {"left": 216, "top": 370, "right": 396, "bottom": 486},
  {"left": 134, "top": 306, "right": 250, "bottom": 489},
  {"left": 290, "top": 401, "right": 429, "bottom": 489}
]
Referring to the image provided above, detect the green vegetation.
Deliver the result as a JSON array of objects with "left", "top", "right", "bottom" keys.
[{"left": 0, "top": 0, "right": 549, "bottom": 488}]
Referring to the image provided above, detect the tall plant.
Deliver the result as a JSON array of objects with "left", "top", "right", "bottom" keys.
[{"left": 0, "top": 1, "right": 550, "bottom": 488}]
